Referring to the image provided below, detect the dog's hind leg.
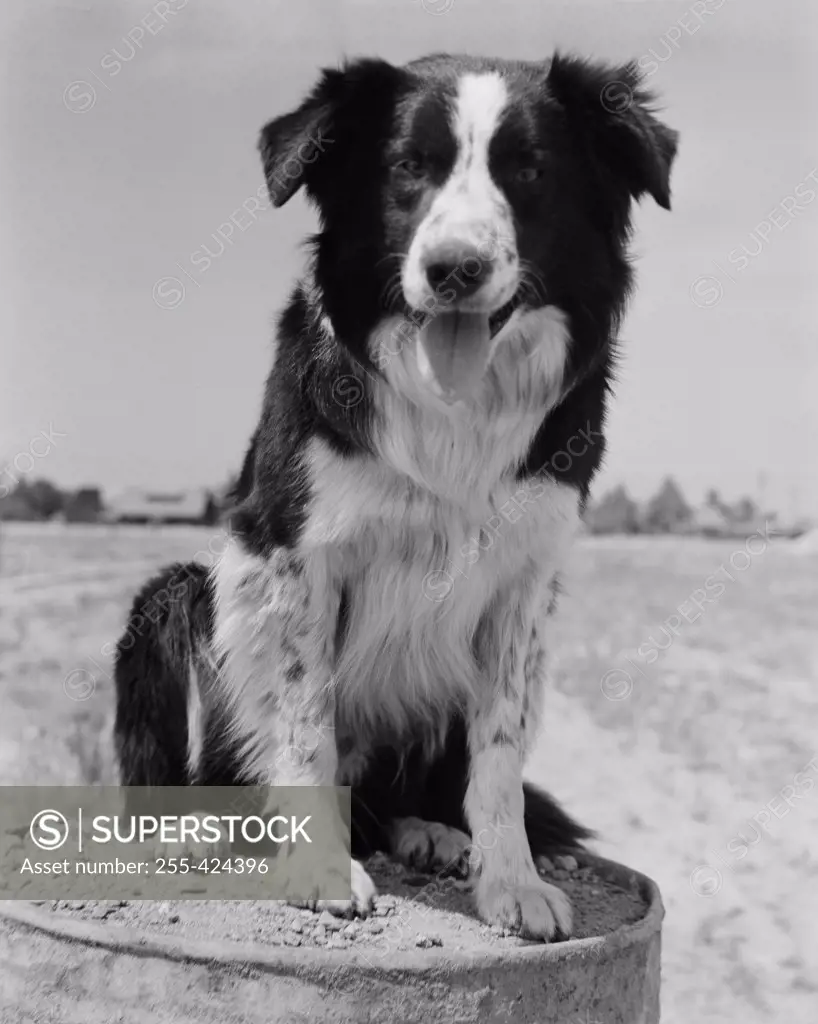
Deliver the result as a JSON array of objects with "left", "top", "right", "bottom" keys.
[
  {"left": 389, "top": 817, "right": 472, "bottom": 875},
  {"left": 114, "top": 561, "right": 245, "bottom": 863},
  {"left": 353, "top": 718, "right": 591, "bottom": 873},
  {"left": 113, "top": 562, "right": 212, "bottom": 789}
]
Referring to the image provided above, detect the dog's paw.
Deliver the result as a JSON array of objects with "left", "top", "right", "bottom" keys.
[
  {"left": 475, "top": 874, "right": 573, "bottom": 941},
  {"left": 391, "top": 817, "right": 471, "bottom": 876},
  {"left": 289, "top": 858, "right": 377, "bottom": 918}
]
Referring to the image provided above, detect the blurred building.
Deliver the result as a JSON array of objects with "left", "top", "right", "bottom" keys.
[
  {"left": 107, "top": 488, "right": 218, "bottom": 525},
  {"left": 684, "top": 503, "right": 731, "bottom": 537}
]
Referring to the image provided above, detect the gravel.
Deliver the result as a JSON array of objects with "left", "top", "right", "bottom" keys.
[{"left": 40, "top": 850, "right": 647, "bottom": 955}]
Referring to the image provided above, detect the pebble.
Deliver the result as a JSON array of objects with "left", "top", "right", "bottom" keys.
[
  {"left": 373, "top": 896, "right": 396, "bottom": 916},
  {"left": 415, "top": 935, "right": 443, "bottom": 948},
  {"left": 318, "top": 910, "right": 343, "bottom": 932},
  {"left": 554, "top": 854, "right": 578, "bottom": 873},
  {"left": 342, "top": 923, "right": 359, "bottom": 940},
  {"left": 367, "top": 920, "right": 385, "bottom": 934},
  {"left": 91, "top": 905, "right": 118, "bottom": 920},
  {"left": 326, "top": 937, "right": 347, "bottom": 950},
  {"left": 536, "top": 855, "right": 555, "bottom": 874},
  {"left": 283, "top": 932, "right": 302, "bottom": 947},
  {"left": 289, "top": 919, "right": 303, "bottom": 934}
]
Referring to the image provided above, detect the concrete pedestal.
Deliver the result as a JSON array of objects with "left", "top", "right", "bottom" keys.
[{"left": 0, "top": 852, "right": 662, "bottom": 1023}]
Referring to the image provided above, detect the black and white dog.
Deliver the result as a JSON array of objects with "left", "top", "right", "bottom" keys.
[{"left": 115, "top": 52, "right": 676, "bottom": 941}]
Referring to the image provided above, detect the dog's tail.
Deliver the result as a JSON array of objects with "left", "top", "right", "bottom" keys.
[{"left": 523, "top": 781, "right": 595, "bottom": 853}]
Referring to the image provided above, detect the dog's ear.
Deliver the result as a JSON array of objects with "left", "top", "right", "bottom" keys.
[
  {"left": 259, "top": 59, "right": 402, "bottom": 208},
  {"left": 258, "top": 93, "right": 332, "bottom": 208},
  {"left": 547, "top": 54, "right": 678, "bottom": 210}
]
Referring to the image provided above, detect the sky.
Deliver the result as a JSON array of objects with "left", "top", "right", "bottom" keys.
[{"left": 1, "top": 0, "right": 816, "bottom": 516}]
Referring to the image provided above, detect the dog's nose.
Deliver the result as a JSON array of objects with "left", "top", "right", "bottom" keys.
[{"left": 423, "top": 242, "right": 492, "bottom": 299}]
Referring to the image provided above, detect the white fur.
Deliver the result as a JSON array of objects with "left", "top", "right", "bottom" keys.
[
  {"left": 301, "top": 438, "right": 580, "bottom": 759},
  {"left": 186, "top": 654, "right": 204, "bottom": 778},
  {"left": 211, "top": 298, "right": 576, "bottom": 778},
  {"left": 402, "top": 72, "right": 517, "bottom": 312},
  {"left": 211, "top": 453, "right": 578, "bottom": 783},
  {"left": 211, "top": 539, "right": 341, "bottom": 784},
  {"left": 375, "top": 305, "right": 571, "bottom": 502},
  {"left": 391, "top": 817, "right": 471, "bottom": 873}
]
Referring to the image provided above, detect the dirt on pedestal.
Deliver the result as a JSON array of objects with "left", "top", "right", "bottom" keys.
[{"left": 38, "top": 851, "right": 647, "bottom": 956}]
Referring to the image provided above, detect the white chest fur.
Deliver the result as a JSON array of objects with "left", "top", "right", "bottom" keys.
[
  {"left": 301, "top": 436, "right": 580, "bottom": 746},
  {"left": 298, "top": 306, "right": 580, "bottom": 744}
]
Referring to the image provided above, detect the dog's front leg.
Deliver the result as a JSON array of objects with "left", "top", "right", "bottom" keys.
[
  {"left": 466, "top": 575, "right": 572, "bottom": 941},
  {"left": 212, "top": 538, "right": 375, "bottom": 914}
]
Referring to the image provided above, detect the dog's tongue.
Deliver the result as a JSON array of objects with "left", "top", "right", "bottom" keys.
[{"left": 417, "top": 311, "right": 492, "bottom": 400}]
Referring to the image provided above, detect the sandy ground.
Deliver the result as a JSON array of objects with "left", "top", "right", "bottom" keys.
[{"left": 0, "top": 522, "right": 815, "bottom": 1023}]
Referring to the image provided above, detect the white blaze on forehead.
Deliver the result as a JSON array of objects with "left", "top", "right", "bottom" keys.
[{"left": 451, "top": 72, "right": 509, "bottom": 181}]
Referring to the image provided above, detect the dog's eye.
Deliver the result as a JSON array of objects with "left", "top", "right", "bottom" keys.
[
  {"left": 515, "top": 166, "right": 543, "bottom": 184},
  {"left": 392, "top": 157, "right": 426, "bottom": 179}
]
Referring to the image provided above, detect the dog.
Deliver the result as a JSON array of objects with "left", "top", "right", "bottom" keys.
[{"left": 114, "top": 51, "right": 677, "bottom": 941}]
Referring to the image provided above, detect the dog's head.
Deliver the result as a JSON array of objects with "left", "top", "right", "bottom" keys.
[{"left": 260, "top": 53, "right": 677, "bottom": 404}]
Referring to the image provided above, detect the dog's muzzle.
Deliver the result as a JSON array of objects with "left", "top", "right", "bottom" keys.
[{"left": 412, "top": 240, "right": 520, "bottom": 402}]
